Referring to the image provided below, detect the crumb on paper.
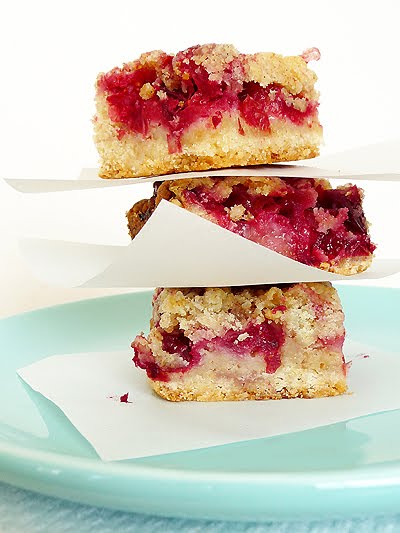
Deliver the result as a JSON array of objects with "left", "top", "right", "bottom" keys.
[{"left": 107, "top": 392, "right": 133, "bottom": 403}]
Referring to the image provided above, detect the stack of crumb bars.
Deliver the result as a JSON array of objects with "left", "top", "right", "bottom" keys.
[{"left": 94, "top": 44, "right": 375, "bottom": 401}]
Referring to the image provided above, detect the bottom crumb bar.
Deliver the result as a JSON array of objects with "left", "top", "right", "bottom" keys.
[{"left": 132, "top": 282, "right": 347, "bottom": 401}]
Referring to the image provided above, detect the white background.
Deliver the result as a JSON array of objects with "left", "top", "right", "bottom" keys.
[{"left": 0, "top": 0, "right": 399, "bottom": 317}]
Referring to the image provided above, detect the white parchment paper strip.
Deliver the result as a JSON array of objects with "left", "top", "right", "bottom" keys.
[
  {"left": 5, "top": 141, "right": 400, "bottom": 193},
  {"left": 19, "top": 201, "right": 400, "bottom": 288},
  {"left": 17, "top": 339, "right": 400, "bottom": 461}
]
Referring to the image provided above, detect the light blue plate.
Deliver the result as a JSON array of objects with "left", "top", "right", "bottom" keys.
[{"left": 1, "top": 286, "right": 400, "bottom": 522}]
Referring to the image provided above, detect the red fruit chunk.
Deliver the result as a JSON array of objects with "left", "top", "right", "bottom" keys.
[{"left": 161, "top": 329, "right": 192, "bottom": 362}]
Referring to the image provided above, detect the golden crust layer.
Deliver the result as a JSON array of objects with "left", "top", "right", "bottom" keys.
[
  {"left": 95, "top": 114, "right": 321, "bottom": 179},
  {"left": 151, "top": 379, "right": 347, "bottom": 402},
  {"left": 134, "top": 283, "right": 347, "bottom": 402}
]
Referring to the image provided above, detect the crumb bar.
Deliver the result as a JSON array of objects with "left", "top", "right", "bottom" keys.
[
  {"left": 95, "top": 44, "right": 322, "bottom": 178},
  {"left": 132, "top": 283, "right": 347, "bottom": 401}
]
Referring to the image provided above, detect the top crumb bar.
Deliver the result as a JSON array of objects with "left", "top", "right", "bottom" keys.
[{"left": 94, "top": 44, "right": 322, "bottom": 178}]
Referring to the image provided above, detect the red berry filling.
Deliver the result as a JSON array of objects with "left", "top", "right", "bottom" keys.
[
  {"left": 238, "top": 82, "right": 317, "bottom": 130},
  {"left": 132, "top": 319, "right": 284, "bottom": 382},
  {"left": 161, "top": 329, "right": 193, "bottom": 362},
  {"left": 132, "top": 329, "right": 199, "bottom": 382},
  {"left": 182, "top": 178, "right": 375, "bottom": 266},
  {"left": 97, "top": 47, "right": 318, "bottom": 153},
  {"left": 207, "top": 320, "right": 284, "bottom": 374}
]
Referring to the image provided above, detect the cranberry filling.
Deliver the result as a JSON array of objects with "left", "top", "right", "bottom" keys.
[
  {"left": 161, "top": 329, "right": 192, "bottom": 362},
  {"left": 132, "top": 329, "right": 197, "bottom": 382},
  {"left": 132, "top": 335, "right": 168, "bottom": 381},
  {"left": 207, "top": 320, "right": 284, "bottom": 374},
  {"left": 238, "top": 82, "right": 317, "bottom": 130},
  {"left": 98, "top": 47, "right": 317, "bottom": 152},
  {"left": 182, "top": 179, "right": 375, "bottom": 266},
  {"left": 132, "top": 319, "right": 284, "bottom": 381}
]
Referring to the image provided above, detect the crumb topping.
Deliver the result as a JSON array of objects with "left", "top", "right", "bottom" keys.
[
  {"left": 139, "top": 83, "right": 156, "bottom": 100},
  {"left": 152, "top": 284, "right": 330, "bottom": 341}
]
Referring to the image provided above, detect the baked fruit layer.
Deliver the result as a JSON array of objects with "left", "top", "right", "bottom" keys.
[
  {"left": 95, "top": 44, "right": 322, "bottom": 178},
  {"left": 127, "top": 176, "right": 375, "bottom": 275},
  {"left": 132, "top": 283, "right": 347, "bottom": 401}
]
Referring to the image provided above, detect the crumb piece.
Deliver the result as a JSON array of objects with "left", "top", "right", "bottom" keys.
[{"left": 139, "top": 83, "right": 155, "bottom": 100}]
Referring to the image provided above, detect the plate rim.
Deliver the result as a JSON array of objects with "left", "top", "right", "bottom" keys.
[{"left": 3, "top": 430, "right": 400, "bottom": 486}]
